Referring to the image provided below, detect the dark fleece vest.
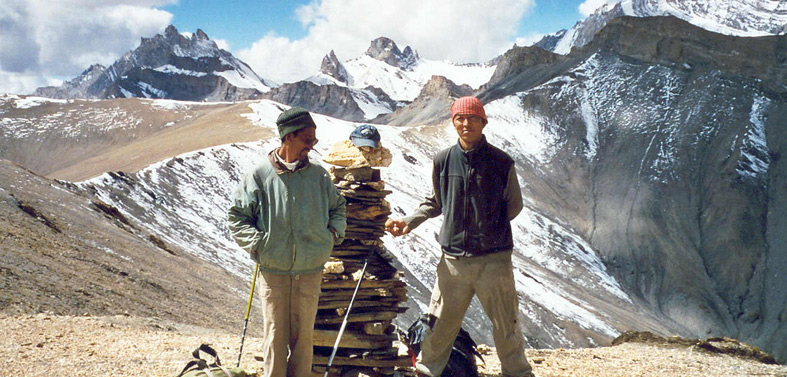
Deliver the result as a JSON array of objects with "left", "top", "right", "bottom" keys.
[{"left": 434, "top": 139, "right": 514, "bottom": 257}]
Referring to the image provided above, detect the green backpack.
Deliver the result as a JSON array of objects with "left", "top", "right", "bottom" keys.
[{"left": 176, "top": 344, "right": 247, "bottom": 377}]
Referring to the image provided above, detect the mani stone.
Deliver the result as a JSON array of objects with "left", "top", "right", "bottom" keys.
[{"left": 323, "top": 140, "right": 392, "bottom": 168}]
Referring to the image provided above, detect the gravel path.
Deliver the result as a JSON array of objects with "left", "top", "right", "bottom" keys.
[{"left": 4, "top": 314, "right": 786, "bottom": 377}]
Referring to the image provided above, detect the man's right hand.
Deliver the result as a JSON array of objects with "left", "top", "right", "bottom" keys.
[{"left": 385, "top": 218, "right": 410, "bottom": 237}]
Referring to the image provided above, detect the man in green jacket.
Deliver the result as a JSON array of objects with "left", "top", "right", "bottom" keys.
[{"left": 228, "top": 107, "right": 347, "bottom": 377}]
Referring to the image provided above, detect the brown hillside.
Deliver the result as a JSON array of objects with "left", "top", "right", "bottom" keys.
[{"left": 51, "top": 101, "right": 272, "bottom": 181}]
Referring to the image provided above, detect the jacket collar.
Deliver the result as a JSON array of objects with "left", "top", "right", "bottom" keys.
[
  {"left": 456, "top": 135, "right": 489, "bottom": 157},
  {"left": 268, "top": 148, "right": 309, "bottom": 174}
]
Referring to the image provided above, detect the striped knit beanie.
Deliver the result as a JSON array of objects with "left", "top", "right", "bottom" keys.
[{"left": 450, "top": 96, "right": 487, "bottom": 124}]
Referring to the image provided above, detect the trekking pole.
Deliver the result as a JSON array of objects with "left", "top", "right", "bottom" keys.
[
  {"left": 237, "top": 262, "right": 259, "bottom": 368},
  {"left": 323, "top": 255, "right": 371, "bottom": 377}
]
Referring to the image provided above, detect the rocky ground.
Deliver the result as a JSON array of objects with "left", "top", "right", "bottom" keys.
[{"left": 3, "top": 313, "right": 786, "bottom": 377}]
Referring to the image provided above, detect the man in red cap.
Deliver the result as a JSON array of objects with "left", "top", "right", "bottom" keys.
[{"left": 386, "top": 96, "right": 533, "bottom": 377}]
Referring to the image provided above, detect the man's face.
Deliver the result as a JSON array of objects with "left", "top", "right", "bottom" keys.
[
  {"left": 289, "top": 127, "right": 318, "bottom": 160},
  {"left": 452, "top": 114, "right": 485, "bottom": 146}
]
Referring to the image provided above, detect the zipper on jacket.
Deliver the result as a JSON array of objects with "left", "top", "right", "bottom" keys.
[
  {"left": 463, "top": 151, "right": 472, "bottom": 256},
  {"left": 286, "top": 172, "right": 296, "bottom": 271}
]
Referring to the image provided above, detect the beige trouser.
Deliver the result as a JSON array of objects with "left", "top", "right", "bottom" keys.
[
  {"left": 257, "top": 271, "right": 322, "bottom": 377},
  {"left": 416, "top": 251, "right": 533, "bottom": 377}
]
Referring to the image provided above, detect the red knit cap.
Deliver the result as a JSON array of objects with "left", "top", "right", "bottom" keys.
[{"left": 451, "top": 96, "right": 487, "bottom": 124}]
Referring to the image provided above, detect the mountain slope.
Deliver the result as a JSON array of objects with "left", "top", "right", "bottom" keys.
[
  {"left": 480, "top": 15, "right": 787, "bottom": 361},
  {"left": 0, "top": 160, "right": 253, "bottom": 332},
  {"left": 74, "top": 100, "right": 678, "bottom": 351},
  {"left": 0, "top": 95, "right": 271, "bottom": 181}
]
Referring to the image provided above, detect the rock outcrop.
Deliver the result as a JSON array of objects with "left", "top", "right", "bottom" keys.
[
  {"left": 375, "top": 75, "right": 473, "bottom": 126},
  {"left": 261, "top": 80, "right": 397, "bottom": 122},
  {"left": 319, "top": 50, "right": 350, "bottom": 85},
  {"left": 365, "top": 37, "right": 419, "bottom": 70}
]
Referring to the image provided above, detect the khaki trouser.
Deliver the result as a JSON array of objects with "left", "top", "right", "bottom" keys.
[
  {"left": 258, "top": 271, "right": 322, "bottom": 377},
  {"left": 416, "top": 251, "right": 533, "bottom": 377}
]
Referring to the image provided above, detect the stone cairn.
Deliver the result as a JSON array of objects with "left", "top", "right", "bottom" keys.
[{"left": 312, "top": 140, "right": 413, "bottom": 376}]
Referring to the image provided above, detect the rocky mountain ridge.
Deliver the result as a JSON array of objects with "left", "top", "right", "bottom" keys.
[
  {"left": 33, "top": 25, "right": 274, "bottom": 101},
  {"left": 32, "top": 64, "right": 107, "bottom": 99},
  {"left": 536, "top": 0, "right": 787, "bottom": 55}
]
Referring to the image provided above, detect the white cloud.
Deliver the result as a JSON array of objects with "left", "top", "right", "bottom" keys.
[
  {"left": 578, "top": 0, "right": 619, "bottom": 17},
  {"left": 214, "top": 38, "right": 231, "bottom": 52},
  {"left": 0, "top": 0, "right": 173, "bottom": 94},
  {"left": 239, "top": 0, "right": 535, "bottom": 84},
  {"left": 514, "top": 33, "right": 547, "bottom": 48},
  {"left": 0, "top": 71, "right": 59, "bottom": 95}
]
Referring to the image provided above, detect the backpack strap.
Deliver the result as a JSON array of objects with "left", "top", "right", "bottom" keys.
[
  {"left": 194, "top": 344, "right": 221, "bottom": 364},
  {"left": 177, "top": 344, "right": 233, "bottom": 377},
  {"left": 177, "top": 360, "right": 201, "bottom": 377}
]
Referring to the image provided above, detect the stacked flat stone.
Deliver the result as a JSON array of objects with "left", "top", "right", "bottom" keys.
[{"left": 312, "top": 140, "right": 412, "bottom": 377}]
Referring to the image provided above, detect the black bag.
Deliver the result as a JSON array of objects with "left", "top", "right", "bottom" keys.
[
  {"left": 176, "top": 344, "right": 247, "bottom": 377},
  {"left": 403, "top": 313, "right": 484, "bottom": 377}
]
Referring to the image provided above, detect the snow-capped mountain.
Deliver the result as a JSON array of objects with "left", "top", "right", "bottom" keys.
[
  {"left": 310, "top": 37, "right": 495, "bottom": 103},
  {"left": 285, "top": 37, "right": 496, "bottom": 122},
  {"left": 33, "top": 25, "right": 276, "bottom": 101},
  {"left": 4, "top": 5, "right": 787, "bottom": 365},
  {"left": 536, "top": 0, "right": 787, "bottom": 54}
]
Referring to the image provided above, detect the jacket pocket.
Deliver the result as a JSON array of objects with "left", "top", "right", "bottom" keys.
[{"left": 256, "top": 232, "right": 293, "bottom": 271}]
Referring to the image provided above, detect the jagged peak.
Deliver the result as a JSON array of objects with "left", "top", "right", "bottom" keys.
[
  {"left": 323, "top": 50, "right": 340, "bottom": 65},
  {"left": 164, "top": 24, "right": 179, "bottom": 38},
  {"left": 319, "top": 50, "right": 349, "bottom": 84},
  {"left": 365, "top": 37, "right": 419, "bottom": 70},
  {"left": 81, "top": 64, "right": 106, "bottom": 75},
  {"left": 195, "top": 29, "right": 210, "bottom": 41},
  {"left": 367, "top": 37, "right": 398, "bottom": 55}
]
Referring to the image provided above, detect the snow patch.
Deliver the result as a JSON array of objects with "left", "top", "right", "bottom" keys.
[
  {"left": 13, "top": 96, "right": 68, "bottom": 109},
  {"left": 136, "top": 82, "right": 167, "bottom": 98},
  {"left": 351, "top": 88, "right": 394, "bottom": 119},
  {"left": 484, "top": 95, "right": 558, "bottom": 164},
  {"left": 152, "top": 65, "right": 207, "bottom": 77},
  {"left": 342, "top": 55, "right": 495, "bottom": 102},
  {"left": 737, "top": 96, "right": 770, "bottom": 178},
  {"left": 215, "top": 66, "right": 270, "bottom": 93}
]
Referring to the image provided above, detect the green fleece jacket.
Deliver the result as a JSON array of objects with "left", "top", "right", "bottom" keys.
[{"left": 227, "top": 149, "right": 346, "bottom": 275}]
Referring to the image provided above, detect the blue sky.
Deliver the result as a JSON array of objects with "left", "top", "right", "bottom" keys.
[
  {"left": 160, "top": 0, "right": 587, "bottom": 53},
  {"left": 0, "top": 0, "right": 608, "bottom": 94}
]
